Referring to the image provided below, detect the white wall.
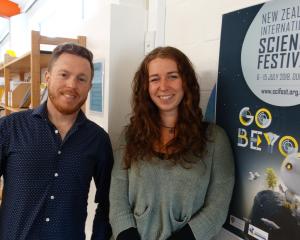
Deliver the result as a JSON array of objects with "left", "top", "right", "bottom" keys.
[
  {"left": 9, "top": 13, "right": 29, "bottom": 57},
  {"left": 0, "top": 18, "right": 10, "bottom": 61},
  {"left": 0, "top": 36, "right": 9, "bottom": 63},
  {"left": 108, "top": 2, "right": 146, "bottom": 148}
]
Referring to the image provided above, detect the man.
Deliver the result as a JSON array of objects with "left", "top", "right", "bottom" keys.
[{"left": 0, "top": 43, "right": 113, "bottom": 239}]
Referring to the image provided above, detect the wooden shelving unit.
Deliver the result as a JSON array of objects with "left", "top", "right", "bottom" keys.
[{"left": 0, "top": 30, "right": 86, "bottom": 116}]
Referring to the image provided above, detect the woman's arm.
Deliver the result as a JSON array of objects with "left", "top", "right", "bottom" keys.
[
  {"left": 188, "top": 125, "right": 235, "bottom": 239},
  {"left": 109, "top": 146, "right": 140, "bottom": 240}
]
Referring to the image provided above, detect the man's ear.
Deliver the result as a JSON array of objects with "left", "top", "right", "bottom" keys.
[{"left": 45, "top": 71, "right": 50, "bottom": 84}]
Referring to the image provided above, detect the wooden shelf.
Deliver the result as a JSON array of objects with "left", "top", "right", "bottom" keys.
[
  {"left": 0, "top": 51, "right": 51, "bottom": 75},
  {"left": 0, "top": 103, "right": 28, "bottom": 113},
  {"left": 5, "top": 106, "right": 28, "bottom": 112}
]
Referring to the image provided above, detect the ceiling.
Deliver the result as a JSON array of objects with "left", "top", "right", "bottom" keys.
[
  {"left": 0, "top": 1, "right": 36, "bottom": 40},
  {"left": 0, "top": 0, "right": 36, "bottom": 18},
  {"left": 0, "top": 0, "right": 21, "bottom": 18}
]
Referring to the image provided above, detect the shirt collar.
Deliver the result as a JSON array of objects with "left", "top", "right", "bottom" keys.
[{"left": 32, "top": 101, "right": 87, "bottom": 127}]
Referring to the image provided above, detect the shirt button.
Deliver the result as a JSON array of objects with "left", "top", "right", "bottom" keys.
[
  {"left": 54, "top": 129, "right": 59, "bottom": 134},
  {"left": 50, "top": 195, "right": 55, "bottom": 200},
  {"left": 58, "top": 150, "right": 61, "bottom": 155},
  {"left": 45, "top": 218, "right": 50, "bottom": 222},
  {"left": 54, "top": 173, "right": 59, "bottom": 177}
]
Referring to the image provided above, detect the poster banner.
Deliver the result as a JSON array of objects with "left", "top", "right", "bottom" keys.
[{"left": 216, "top": 1, "right": 300, "bottom": 239}]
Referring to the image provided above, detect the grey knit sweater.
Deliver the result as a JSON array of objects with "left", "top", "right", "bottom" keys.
[{"left": 109, "top": 124, "right": 235, "bottom": 240}]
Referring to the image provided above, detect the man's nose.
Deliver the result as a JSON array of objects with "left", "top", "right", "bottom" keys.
[{"left": 66, "top": 77, "right": 77, "bottom": 88}]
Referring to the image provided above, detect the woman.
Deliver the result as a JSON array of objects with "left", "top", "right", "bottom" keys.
[{"left": 109, "top": 46, "right": 234, "bottom": 240}]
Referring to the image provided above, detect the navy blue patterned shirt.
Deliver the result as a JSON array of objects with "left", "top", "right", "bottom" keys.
[{"left": 0, "top": 102, "right": 113, "bottom": 240}]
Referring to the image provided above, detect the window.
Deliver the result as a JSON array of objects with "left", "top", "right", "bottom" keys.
[{"left": 89, "top": 61, "right": 104, "bottom": 113}]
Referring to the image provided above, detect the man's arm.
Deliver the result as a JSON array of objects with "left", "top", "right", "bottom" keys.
[
  {"left": 0, "top": 117, "right": 7, "bottom": 178},
  {"left": 91, "top": 132, "right": 114, "bottom": 240},
  {"left": 0, "top": 117, "right": 8, "bottom": 203}
]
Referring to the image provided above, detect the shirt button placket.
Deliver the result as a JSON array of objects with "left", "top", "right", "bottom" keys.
[
  {"left": 47, "top": 147, "right": 60, "bottom": 226},
  {"left": 55, "top": 149, "right": 61, "bottom": 178},
  {"left": 49, "top": 136, "right": 61, "bottom": 226}
]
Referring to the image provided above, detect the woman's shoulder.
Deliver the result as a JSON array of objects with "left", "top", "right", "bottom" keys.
[
  {"left": 114, "top": 128, "right": 128, "bottom": 149},
  {"left": 205, "top": 122, "right": 230, "bottom": 144}
]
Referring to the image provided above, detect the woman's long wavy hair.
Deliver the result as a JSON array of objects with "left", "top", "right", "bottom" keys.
[{"left": 123, "top": 46, "right": 208, "bottom": 168}]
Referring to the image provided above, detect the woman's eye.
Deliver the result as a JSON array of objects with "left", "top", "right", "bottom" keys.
[
  {"left": 149, "top": 78, "right": 158, "bottom": 82},
  {"left": 169, "top": 75, "right": 178, "bottom": 79}
]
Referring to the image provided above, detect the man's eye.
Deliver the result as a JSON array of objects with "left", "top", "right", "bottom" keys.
[
  {"left": 59, "top": 73, "right": 67, "bottom": 78},
  {"left": 78, "top": 77, "right": 87, "bottom": 82}
]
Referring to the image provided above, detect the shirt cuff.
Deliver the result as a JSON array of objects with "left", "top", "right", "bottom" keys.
[
  {"left": 167, "top": 224, "right": 196, "bottom": 240},
  {"left": 116, "top": 227, "right": 141, "bottom": 240}
]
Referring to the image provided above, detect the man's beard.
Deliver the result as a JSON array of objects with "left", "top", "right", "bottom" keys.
[{"left": 48, "top": 90, "right": 86, "bottom": 115}]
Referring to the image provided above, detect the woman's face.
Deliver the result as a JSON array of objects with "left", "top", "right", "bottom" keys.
[{"left": 148, "top": 57, "right": 184, "bottom": 116}]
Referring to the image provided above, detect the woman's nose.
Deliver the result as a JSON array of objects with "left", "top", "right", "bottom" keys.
[{"left": 159, "top": 78, "right": 168, "bottom": 90}]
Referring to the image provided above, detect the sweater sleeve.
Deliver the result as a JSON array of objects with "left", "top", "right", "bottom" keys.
[
  {"left": 109, "top": 143, "right": 138, "bottom": 238},
  {"left": 188, "top": 125, "right": 235, "bottom": 239}
]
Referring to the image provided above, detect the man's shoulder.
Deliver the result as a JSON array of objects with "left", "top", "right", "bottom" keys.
[
  {"left": 83, "top": 119, "right": 112, "bottom": 151},
  {"left": 0, "top": 110, "right": 35, "bottom": 137},
  {"left": 84, "top": 118, "right": 108, "bottom": 137},
  {"left": 0, "top": 109, "right": 34, "bottom": 124}
]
